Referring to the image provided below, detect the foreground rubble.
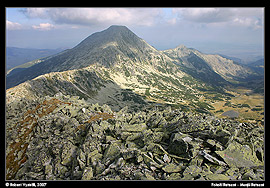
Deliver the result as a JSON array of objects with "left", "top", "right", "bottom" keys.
[{"left": 6, "top": 94, "right": 264, "bottom": 180}]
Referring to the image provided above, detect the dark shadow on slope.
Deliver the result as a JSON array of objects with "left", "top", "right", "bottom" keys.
[
  {"left": 6, "top": 68, "right": 28, "bottom": 78},
  {"left": 24, "top": 70, "right": 153, "bottom": 113},
  {"left": 176, "top": 52, "right": 229, "bottom": 87}
]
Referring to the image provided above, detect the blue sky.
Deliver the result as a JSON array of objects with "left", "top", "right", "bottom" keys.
[{"left": 6, "top": 8, "right": 264, "bottom": 61}]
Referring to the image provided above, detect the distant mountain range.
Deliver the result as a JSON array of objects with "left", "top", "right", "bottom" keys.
[
  {"left": 6, "top": 25, "right": 264, "bottom": 112},
  {"left": 6, "top": 47, "right": 66, "bottom": 70}
]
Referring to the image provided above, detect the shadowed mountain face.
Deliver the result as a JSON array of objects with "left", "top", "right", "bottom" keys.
[{"left": 163, "top": 45, "right": 259, "bottom": 86}]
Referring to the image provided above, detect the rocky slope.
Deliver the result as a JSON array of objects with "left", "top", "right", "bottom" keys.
[{"left": 6, "top": 93, "right": 264, "bottom": 180}]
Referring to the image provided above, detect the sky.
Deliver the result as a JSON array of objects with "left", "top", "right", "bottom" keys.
[{"left": 6, "top": 8, "right": 264, "bottom": 61}]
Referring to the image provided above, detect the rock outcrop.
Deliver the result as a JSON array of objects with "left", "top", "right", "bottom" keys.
[{"left": 6, "top": 93, "right": 264, "bottom": 180}]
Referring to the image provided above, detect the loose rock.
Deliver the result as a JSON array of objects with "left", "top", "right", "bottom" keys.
[{"left": 6, "top": 94, "right": 264, "bottom": 180}]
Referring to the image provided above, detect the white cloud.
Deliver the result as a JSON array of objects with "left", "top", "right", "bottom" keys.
[
  {"left": 233, "top": 17, "right": 262, "bottom": 29},
  {"left": 21, "top": 8, "right": 162, "bottom": 27},
  {"left": 20, "top": 8, "right": 49, "bottom": 18},
  {"left": 173, "top": 8, "right": 233, "bottom": 23},
  {"left": 167, "top": 18, "right": 177, "bottom": 25},
  {"left": 32, "top": 23, "right": 54, "bottom": 30},
  {"left": 6, "top": 20, "right": 22, "bottom": 30},
  {"left": 172, "top": 8, "right": 264, "bottom": 29}
]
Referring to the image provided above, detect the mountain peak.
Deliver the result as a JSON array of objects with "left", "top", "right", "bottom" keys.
[
  {"left": 96, "top": 25, "right": 131, "bottom": 36},
  {"left": 102, "top": 25, "right": 138, "bottom": 41},
  {"left": 176, "top": 44, "right": 188, "bottom": 49},
  {"left": 107, "top": 25, "right": 129, "bottom": 30},
  {"left": 76, "top": 25, "right": 140, "bottom": 49}
]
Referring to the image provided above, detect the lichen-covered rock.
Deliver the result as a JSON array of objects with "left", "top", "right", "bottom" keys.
[
  {"left": 6, "top": 94, "right": 264, "bottom": 180},
  {"left": 216, "top": 141, "right": 263, "bottom": 168},
  {"left": 142, "top": 129, "right": 164, "bottom": 144},
  {"left": 182, "top": 165, "right": 202, "bottom": 180},
  {"left": 204, "top": 173, "right": 230, "bottom": 180},
  {"left": 162, "top": 163, "right": 184, "bottom": 173},
  {"left": 168, "top": 133, "right": 190, "bottom": 157},
  {"left": 103, "top": 142, "right": 121, "bottom": 164},
  {"left": 122, "top": 123, "right": 147, "bottom": 132},
  {"left": 214, "top": 129, "right": 232, "bottom": 146},
  {"left": 199, "top": 150, "right": 226, "bottom": 166},
  {"left": 81, "top": 167, "right": 93, "bottom": 180},
  {"left": 61, "top": 141, "right": 77, "bottom": 166}
]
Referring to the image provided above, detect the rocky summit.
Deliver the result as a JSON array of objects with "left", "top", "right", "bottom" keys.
[{"left": 6, "top": 93, "right": 264, "bottom": 180}]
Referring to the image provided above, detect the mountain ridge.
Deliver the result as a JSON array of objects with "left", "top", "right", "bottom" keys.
[
  {"left": 163, "top": 45, "right": 257, "bottom": 83},
  {"left": 6, "top": 25, "right": 263, "bottom": 114},
  {"left": 7, "top": 26, "right": 260, "bottom": 90}
]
